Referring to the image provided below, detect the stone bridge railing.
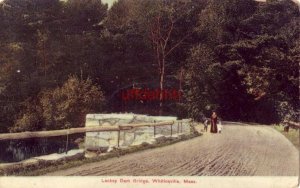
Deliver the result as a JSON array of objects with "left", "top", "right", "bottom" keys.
[
  {"left": 84, "top": 113, "right": 193, "bottom": 154},
  {"left": 0, "top": 113, "right": 194, "bottom": 174}
]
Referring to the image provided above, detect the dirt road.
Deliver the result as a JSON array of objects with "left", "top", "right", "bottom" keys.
[{"left": 46, "top": 124, "right": 298, "bottom": 176}]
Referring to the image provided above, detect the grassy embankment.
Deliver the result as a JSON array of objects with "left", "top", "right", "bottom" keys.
[{"left": 273, "top": 124, "right": 299, "bottom": 150}]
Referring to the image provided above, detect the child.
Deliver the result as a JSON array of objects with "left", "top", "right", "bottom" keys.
[
  {"left": 217, "top": 120, "right": 223, "bottom": 133},
  {"left": 204, "top": 119, "right": 208, "bottom": 132}
]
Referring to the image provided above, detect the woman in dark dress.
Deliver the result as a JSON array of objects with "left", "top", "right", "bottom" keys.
[{"left": 210, "top": 111, "right": 218, "bottom": 133}]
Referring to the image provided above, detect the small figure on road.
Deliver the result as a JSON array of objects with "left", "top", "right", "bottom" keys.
[
  {"left": 210, "top": 111, "right": 218, "bottom": 133},
  {"left": 204, "top": 119, "right": 208, "bottom": 132},
  {"left": 217, "top": 120, "right": 223, "bottom": 133}
]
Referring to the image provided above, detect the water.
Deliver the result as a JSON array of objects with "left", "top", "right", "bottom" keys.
[{"left": 0, "top": 133, "right": 85, "bottom": 163}]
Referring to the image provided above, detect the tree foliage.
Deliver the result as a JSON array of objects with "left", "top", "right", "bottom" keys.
[
  {"left": 0, "top": 0, "right": 299, "bottom": 132},
  {"left": 11, "top": 76, "right": 104, "bottom": 132},
  {"left": 185, "top": 0, "right": 299, "bottom": 123}
]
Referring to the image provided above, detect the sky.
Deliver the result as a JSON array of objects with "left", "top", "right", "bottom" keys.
[{"left": 102, "top": 0, "right": 118, "bottom": 8}]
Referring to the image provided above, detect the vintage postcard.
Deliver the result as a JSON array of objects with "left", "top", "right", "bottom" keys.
[{"left": 0, "top": 0, "right": 299, "bottom": 187}]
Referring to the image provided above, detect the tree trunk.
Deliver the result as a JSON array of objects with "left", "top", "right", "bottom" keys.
[
  {"left": 159, "top": 57, "right": 165, "bottom": 116},
  {"left": 42, "top": 38, "right": 47, "bottom": 77},
  {"left": 179, "top": 68, "right": 183, "bottom": 103}
]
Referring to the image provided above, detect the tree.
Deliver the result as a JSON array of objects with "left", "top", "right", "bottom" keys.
[
  {"left": 40, "top": 76, "right": 105, "bottom": 130},
  {"left": 184, "top": 44, "right": 218, "bottom": 120},
  {"left": 196, "top": 0, "right": 257, "bottom": 46},
  {"left": 11, "top": 97, "right": 44, "bottom": 132},
  {"left": 185, "top": 0, "right": 299, "bottom": 123},
  {"left": 219, "top": 0, "right": 300, "bottom": 123},
  {"left": 11, "top": 76, "right": 105, "bottom": 132},
  {"left": 184, "top": 0, "right": 258, "bottom": 121},
  {"left": 143, "top": 0, "right": 199, "bottom": 115},
  {"left": 104, "top": 0, "right": 205, "bottom": 115},
  {"left": 0, "top": 0, "right": 109, "bottom": 132}
]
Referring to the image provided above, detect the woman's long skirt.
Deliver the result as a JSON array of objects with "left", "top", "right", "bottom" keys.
[{"left": 210, "top": 118, "right": 218, "bottom": 133}]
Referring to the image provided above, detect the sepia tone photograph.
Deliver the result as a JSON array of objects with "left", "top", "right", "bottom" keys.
[{"left": 0, "top": 0, "right": 299, "bottom": 187}]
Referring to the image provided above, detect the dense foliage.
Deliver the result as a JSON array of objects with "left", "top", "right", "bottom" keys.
[
  {"left": 184, "top": 0, "right": 299, "bottom": 123},
  {"left": 0, "top": 0, "right": 298, "bottom": 132}
]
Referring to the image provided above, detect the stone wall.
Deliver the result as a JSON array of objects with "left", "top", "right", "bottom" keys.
[{"left": 85, "top": 113, "right": 192, "bottom": 152}]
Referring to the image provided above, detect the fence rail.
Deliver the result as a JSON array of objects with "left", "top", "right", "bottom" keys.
[
  {"left": 0, "top": 121, "right": 175, "bottom": 141},
  {"left": 283, "top": 121, "right": 300, "bottom": 131}
]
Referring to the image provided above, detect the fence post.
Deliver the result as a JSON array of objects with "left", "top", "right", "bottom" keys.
[
  {"left": 117, "top": 126, "right": 120, "bottom": 147},
  {"left": 177, "top": 122, "right": 179, "bottom": 134},
  {"left": 154, "top": 126, "right": 156, "bottom": 137},
  {"left": 65, "top": 130, "right": 69, "bottom": 154},
  {"left": 180, "top": 122, "right": 182, "bottom": 133},
  {"left": 171, "top": 124, "right": 173, "bottom": 136}
]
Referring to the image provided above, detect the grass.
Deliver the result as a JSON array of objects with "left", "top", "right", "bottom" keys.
[
  {"left": 273, "top": 124, "right": 299, "bottom": 150},
  {"left": 2, "top": 132, "right": 201, "bottom": 176}
]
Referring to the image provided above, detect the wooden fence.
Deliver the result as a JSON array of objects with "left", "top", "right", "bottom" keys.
[
  {"left": 0, "top": 121, "right": 176, "bottom": 141},
  {"left": 0, "top": 119, "right": 193, "bottom": 154},
  {"left": 283, "top": 121, "right": 300, "bottom": 132}
]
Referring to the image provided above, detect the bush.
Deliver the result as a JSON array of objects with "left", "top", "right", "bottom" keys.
[
  {"left": 10, "top": 98, "right": 44, "bottom": 132},
  {"left": 40, "top": 76, "right": 105, "bottom": 129},
  {"left": 11, "top": 76, "right": 105, "bottom": 132}
]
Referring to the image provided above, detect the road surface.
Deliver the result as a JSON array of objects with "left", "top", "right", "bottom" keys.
[{"left": 46, "top": 124, "right": 298, "bottom": 176}]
